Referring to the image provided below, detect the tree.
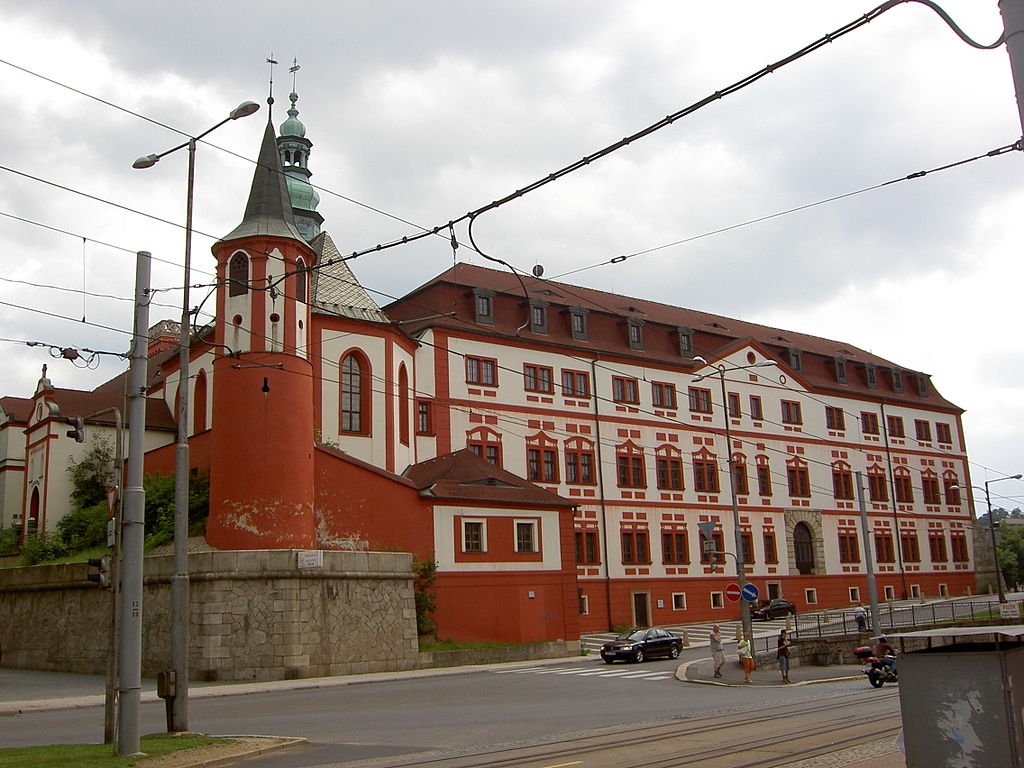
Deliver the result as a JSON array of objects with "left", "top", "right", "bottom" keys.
[
  {"left": 57, "top": 437, "right": 116, "bottom": 552},
  {"left": 997, "top": 519, "right": 1024, "bottom": 589},
  {"left": 413, "top": 555, "right": 438, "bottom": 637}
]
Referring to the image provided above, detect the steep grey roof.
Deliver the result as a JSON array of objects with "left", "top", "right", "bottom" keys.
[
  {"left": 310, "top": 232, "right": 389, "bottom": 322},
  {"left": 221, "top": 119, "right": 306, "bottom": 244}
]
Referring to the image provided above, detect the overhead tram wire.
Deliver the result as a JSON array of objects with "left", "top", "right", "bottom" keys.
[{"left": 554, "top": 138, "right": 1023, "bottom": 280}]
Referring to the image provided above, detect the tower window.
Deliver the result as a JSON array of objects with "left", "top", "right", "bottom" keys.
[
  {"left": 340, "top": 352, "right": 371, "bottom": 435},
  {"left": 229, "top": 252, "right": 249, "bottom": 297}
]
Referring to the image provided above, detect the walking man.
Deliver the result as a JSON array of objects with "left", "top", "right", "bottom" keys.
[
  {"left": 777, "top": 629, "right": 791, "bottom": 683},
  {"left": 710, "top": 624, "right": 725, "bottom": 679}
]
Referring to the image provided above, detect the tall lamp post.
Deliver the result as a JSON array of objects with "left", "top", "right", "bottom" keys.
[
  {"left": 693, "top": 356, "right": 777, "bottom": 642},
  {"left": 132, "top": 100, "right": 259, "bottom": 732}
]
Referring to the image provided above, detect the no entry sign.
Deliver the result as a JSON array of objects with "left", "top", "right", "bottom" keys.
[{"left": 725, "top": 583, "right": 742, "bottom": 602}]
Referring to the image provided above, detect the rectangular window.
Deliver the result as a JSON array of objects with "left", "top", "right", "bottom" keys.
[
  {"left": 616, "top": 453, "right": 646, "bottom": 488},
  {"left": 652, "top": 382, "right": 677, "bottom": 409},
  {"left": 656, "top": 455, "right": 684, "bottom": 490},
  {"left": 529, "top": 303, "right": 547, "bottom": 334},
  {"left": 787, "top": 466, "right": 810, "bottom": 497},
  {"left": 466, "top": 356, "right": 497, "bottom": 386},
  {"left": 566, "top": 448, "right": 595, "bottom": 485},
  {"left": 874, "top": 532, "right": 895, "bottom": 563},
  {"left": 749, "top": 395, "right": 763, "bottom": 421},
  {"left": 627, "top": 321, "right": 644, "bottom": 350},
  {"left": 944, "top": 479, "right": 962, "bottom": 506},
  {"left": 672, "top": 593, "right": 687, "bottom": 611},
  {"left": 866, "top": 364, "right": 878, "bottom": 389},
  {"left": 892, "top": 369, "right": 903, "bottom": 393},
  {"left": 527, "top": 447, "right": 558, "bottom": 483},
  {"left": 700, "top": 531, "right": 725, "bottom": 564},
  {"left": 515, "top": 521, "right": 537, "bottom": 553},
  {"left": 561, "top": 370, "right": 590, "bottom": 397},
  {"left": 835, "top": 357, "right": 848, "bottom": 384},
  {"left": 732, "top": 460, "right": 749, "bottom": 495},
  {"left": 895, "top": 475, "right": 914, "bottom": 504},
  {"left": 763, "top": 531, "right": 778, "bottom": 563},
  {"left": 915, "top": 420, "right": 932, "bottom": 442},
  {"left": 612, "top": 376, "right": 640, "bottom": 404},
  {"left": 416, "top": 400, "right": 433, "bottom": 435},
  {"left": 849, "top": 586, "right": 861, "bottom": 603},
  {"left": 936, "top": 423, "right": 953, "bottom": 444},
  {"left": 474, "top": 292, "right": 493, "bottom": 324},
  {"left": 677, "top": 327, "right": 694, "bottom": 358},
  {"left": 756, "top": 464, "right": 772, "bottom": 496},
  {"left": 861, "top": 412, "right": 879, "bottom": 435},
  {"left": 883, "top": 585, "right": 895, "bottom": 601},
  {"left": 868, "top": 473, "right": 888, "bottom": 502},
  {"left": 781, "top": 400, "right": 803, "bottom": 425},
  {"left": 901, "top": 532, "right": 921, "bottom": 563},
  {"left": 789, "top": 349, "right": 802, "bottom": 371},
  {"left": 740, "top": 532, "right": 754, "bottom": 564},
  {"left": 662, "top": 531, "right": 689, "bottom": 565},
  {"left": 579, "top": 592, "right": 590, "bottom": 615},
  {"left": 825, "top": 406, "right": 846, "bottom": 431},
  {"left": 463, "top": 520, "right": 485, "bottom": 553},
  {"left": 832, "top": 468, "right": 854, "bottom": 500},
  {"left": 574, "top": 530, "right": 600, "bottom": 564},
  {"left": 727, "top": 392, "right": 741, "bottom": 418},
  {"left": 804, "top": 588, "right": 818, "bottom": 605},
  {"left": 951, "top": 534, "right": 969, "bottom": 562},
  {"left": 886, "top": 415, "right": 905, "bottom": 438},
  {"left": 693, "top": 457, "right": 720, "bottom": 493},
  {"left": 929, "top": 534, "right": 948, "bottom": 563},
  {"left": 838, "top": 532, "right": 860, "bottom": 563},
  {"left": 711, "top": 592, "right": 724, "bottom": 609},
  {"left": 523, "top": 364, "right": 554, "bottom": 393},
  {"left": 621, "top": 530, "right": 650, "bottom": 564},
  {"left": 688, "top": 387, "right": 712, "bottom": 413},
  {"left": 570, "top": 309, "right": 588, "bottom": 341},
  {"left": 922, "top": 475, "right": 942, "bottom": 505}
]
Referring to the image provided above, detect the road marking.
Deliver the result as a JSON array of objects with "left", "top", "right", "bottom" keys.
[{"left": 539, "top": 762, "right": 582, "bottom": 768}]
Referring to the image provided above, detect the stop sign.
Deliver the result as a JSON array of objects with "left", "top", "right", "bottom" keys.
[{"left": 725, "top": 583, "right": 742, "bottom": 602}]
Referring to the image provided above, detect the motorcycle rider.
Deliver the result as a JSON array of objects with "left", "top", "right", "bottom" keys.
[{"left": 874, "top": 635, "right": 897, "bottom": 675}]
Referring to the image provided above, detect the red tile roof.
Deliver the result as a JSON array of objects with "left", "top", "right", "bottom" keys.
[{"left": 404, "top": 449, "right": 576, "bottom": 507}]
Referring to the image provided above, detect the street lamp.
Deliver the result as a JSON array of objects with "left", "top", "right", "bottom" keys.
[
  {"left": 954, "top": 474, "right": 1023, "bottom": 604},
  {"left": 693, "top": 355, "right": 777, "bottom": 642},
  {"left": 132, "top": 100, "right": 259, "bottom": 736}
]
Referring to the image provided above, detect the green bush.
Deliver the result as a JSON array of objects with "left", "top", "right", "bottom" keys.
[
  {"left": 21, "top": 531, "right": 69, "bottom": 566},
  {"left": 57, "top": 502, "right": 109, "bottom": 551},
  {"left": 0, "top": 526, "right": 18, "bottom": 555},
  {"left": 414, "top": 555, "right": 438, "bottom": 636},
  {"left": 142, "top": 472, "right": 209, "bottom": 549}
]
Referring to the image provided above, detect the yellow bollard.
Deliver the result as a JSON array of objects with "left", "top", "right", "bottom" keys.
[{"left": 682, "top": 630, "right": 690, "bottom": 647}]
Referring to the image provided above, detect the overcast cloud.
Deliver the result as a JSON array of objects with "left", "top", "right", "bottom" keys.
[{"left": 0, "top": 0, "right": 1021, "bottom": 509}]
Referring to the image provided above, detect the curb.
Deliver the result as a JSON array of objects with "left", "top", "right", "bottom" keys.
[
  {"left": 675, "top": 657, "right": 862, "bottom": 687},
  {"left": 180, "top": 735, "right": 306, "bottom": 768}
]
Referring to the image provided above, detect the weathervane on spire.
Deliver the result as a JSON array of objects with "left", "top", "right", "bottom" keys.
[
  {"left": 289, "top": 58, "right": 300, "bottom": 93},
  {"left": 266, "top": 53, "right": 279, "bottom": 112}
]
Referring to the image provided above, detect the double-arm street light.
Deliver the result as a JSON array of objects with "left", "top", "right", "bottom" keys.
[
  {"left": 132, "top": 100, "right": 259, "bottom": 734},
  {"left": 693, "top": 356, "right": 777, "bottom": 642},
  {"left": 952, "top": 474, "right": 1023, "bottom": 604}
]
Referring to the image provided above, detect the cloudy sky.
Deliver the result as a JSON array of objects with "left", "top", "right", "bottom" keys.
[{"left": 1, "top": 1, "right": 1022, "bottom": 510}]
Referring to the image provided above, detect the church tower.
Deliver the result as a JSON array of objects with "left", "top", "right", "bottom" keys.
[
  {"left": 277, "top": 89, "right": 324, "bottom": 242},
  {"left": 206, "top": 108, "right": 319, "bottom": 550}
]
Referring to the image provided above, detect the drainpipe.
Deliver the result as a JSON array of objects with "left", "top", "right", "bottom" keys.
[
  {"left": 590, "top": 356, "right": 613, "bottom": 630},
  {"left": 879, "top": 402, "right": 909, "bottom": 600}
]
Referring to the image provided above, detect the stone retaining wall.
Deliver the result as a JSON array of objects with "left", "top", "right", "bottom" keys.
[{"left": 0, "top": 549, "right": 421, "bottom": 682}]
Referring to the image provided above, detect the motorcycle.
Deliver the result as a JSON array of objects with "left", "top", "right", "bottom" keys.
[{"left": 854, "top": 646, "right": 898, "bottom": 687}]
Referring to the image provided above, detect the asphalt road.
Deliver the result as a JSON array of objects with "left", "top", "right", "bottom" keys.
[{"left": 0, "top": 649, "right": 890, "bottom": 767}]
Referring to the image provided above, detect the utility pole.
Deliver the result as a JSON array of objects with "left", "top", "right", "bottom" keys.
[
  {"left": 856, "top": 472, "right": 881, "bottom": 634},
  {"left": 118, "top": 251, "right": 150, "bottom": 757},
  {"left": 1001, "top": 0, "right": 1024, "bottom": 136}
]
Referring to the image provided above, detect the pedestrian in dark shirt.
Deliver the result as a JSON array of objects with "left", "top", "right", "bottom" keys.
[{"left": 777, "top": 629, "right": 791, "bottom": 683}]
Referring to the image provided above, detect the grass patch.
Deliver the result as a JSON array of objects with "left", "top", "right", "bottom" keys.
[
  {"left": 43, "top": 544, "right": 110, "bottom": 565},
  {"left": 419, "top": 639, "right": 509, "bottom": 652},
  {"left": 0, "top": 733, "right": 224, "bottom": 768}
]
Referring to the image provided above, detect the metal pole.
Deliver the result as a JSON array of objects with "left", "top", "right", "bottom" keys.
[
  {"left": 716, "top": 365, "right": 751, "bottom": 641},
  {"left": 878, "top": 403, "right": 908, "bottom": 599},
  {"left": 100, "top": 408, "right": 123, "bottom": 745},
  {"left": 588, "top": 358, "right": 614, "bottom": 630},
  {"left": 856, "top": 471, "right": 881, "bottom": 633},
  {"left": 1001, "top": 0, "right": 1024, "bottom": 137},
  {"left": 118, "top": 250, "right": 150, "bottom": 756},
  {"left": 170, "top": 139, "right": 195, "bottom": 733},
  {"left": 985, "top": 481, "right": 1005, "bottom": 603}
]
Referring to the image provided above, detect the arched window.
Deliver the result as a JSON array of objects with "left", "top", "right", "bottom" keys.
[
  {"left": 294, "top": 257, "right": 307, "bottom": 305},
  {"left": 340, "top": 352, "right": 371, "bottom": 434},
  {"left": 229, "top": 252, "right": 249, "bottom": 297},
  {"left": 193, "top": 369, "right": 207, "bottom": 433},
  {"left": 398, "top": 364, "right": 410, "bottom": 446},
  {"left": 467, "top": 427, "right": 502, "bottom": 466},
  {"left": 794, "top": 522, "right": 815, "bottom": 575}
]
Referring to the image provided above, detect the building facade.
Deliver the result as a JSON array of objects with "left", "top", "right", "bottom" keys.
[{"left": 1, "top": 89, "right": 976, "bottom": 640}]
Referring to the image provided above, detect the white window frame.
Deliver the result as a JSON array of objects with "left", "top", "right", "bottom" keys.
[
  {"left": 849, "top": 586, "right": 861, "bottom": 603},
  {"left": 710, "top": 591, "right": 724, "bottom": 609},
  {"left": 910, "top": 584, "right": 921, "bottom": 599},
  {"left": 462, "top": 519, "right": 487, "bottom": 553},
  {"left": 514, "top": 519, "right": 538, "bottom": 553},
  {"left": 883, "top": 585, "right": 896, "bottom": 601},
  {"left": 804, "top": 588, "right": 818, "bottom": 605},
  {"left": 579, "top": 593, "right": 590, "bottom": 615},
  {"left": 672, "top": 592, "right": 687, "bottom": 611}
]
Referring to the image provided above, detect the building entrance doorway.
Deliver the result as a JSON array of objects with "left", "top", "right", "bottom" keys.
[{"left": 632, "top": 592, "right": 650, "bottom": 627}]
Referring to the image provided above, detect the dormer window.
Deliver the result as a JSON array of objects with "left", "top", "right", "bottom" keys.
[
  {"left": 916, "top": 373, "right": 928, "bottom": 397},
  {"left": 677, "top": 327, "right": 694, "bottom": 358},
  {"left": 473, "top": 289, "right": 494, "bottom": 325},
  {"left": 788, "top": 348, "right": 802, "bottom": 372},
  {"left": 569, "top": 307, "right": 589, "bottom": 341},
  {"left": 529, "top": 300, "right": 548, "bottom": 334},
  {"left": 865, "top": 364, "right": 878, "bottom": 389},
  {"left": 892, "top": 369, "right": 903, "bottom": 394},
  {"left": 627, "top": 319, "right": 644, "bottom": 351},
  {"left": 834, "top": 357, "right": 847, "bottom": 385}
]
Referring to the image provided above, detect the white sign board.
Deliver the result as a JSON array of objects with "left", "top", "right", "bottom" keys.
[
  {"left": 1000, "top": 602, "right": 1021, "bottom": 619},
  {"left": 297, "top": 550, "right": 324, "bottom": 569}
]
